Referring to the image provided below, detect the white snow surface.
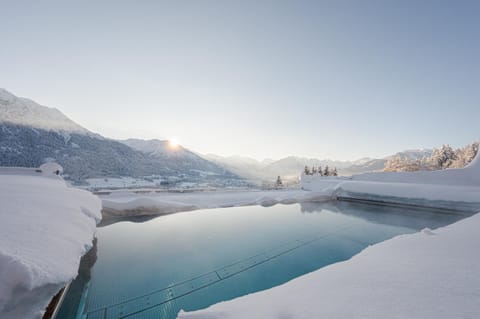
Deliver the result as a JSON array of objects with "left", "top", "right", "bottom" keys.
[
  {"left": 301, "top": 152, "right": 480, "bottom": 203},
  {"left": 0, "top": 173, "right": 102, "bottom": 319},
  {"left": 101, "top": 189, "right": 331, "bottom": 218},
  {"left": 0, "top": 88, "right": 89, "bottom": 133},
  {"left": 353, "top": 151, "right": 480, "bottom": 186},
  {"left": 178, "top": 211, "right": 480, "bottom": 319}
]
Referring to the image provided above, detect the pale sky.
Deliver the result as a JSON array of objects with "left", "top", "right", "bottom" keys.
[{"left": 1, "top": 0, "right": 479, "bottom": 160}]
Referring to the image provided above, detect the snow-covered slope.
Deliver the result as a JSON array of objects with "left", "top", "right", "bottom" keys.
[
  {"left": 388, "top": 148, "right": 433, "bottom": 160},
  {"left": 120, "top": 139, "right": 231, "bottom": 175},
  {"left": 0, "top": 170, "right": 102, "bottom": 319},
  {"left": 0, "top": 88, "right": 88, "bottom": 134},
  {"left": 203, "top": 154, "right": 269, "bottom": 182},
  {"left": 301, "top": 152, "right": 480, "bottom": 207},
  {"left": 120, "top": 139, "right": 173, "bottom": 157},
  {"left": 353, "top": 149, "right": 480, "bottom": 186}
]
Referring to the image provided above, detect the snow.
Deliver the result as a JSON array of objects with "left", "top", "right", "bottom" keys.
[
  {"left": 101, "top": 189, "right": 331, "bottom": 219},
  {"left": 84, "top": 176, "right": 161, "bottom": 189},
  {"left": 301, "top": 152, "right": 480, "bottom": 204},
  {"left": 39, "top": 162, "right": 63, "bottom": 176},
  {"left": 0, "top": 88, "right": 89, "bottom": 134},
  {"left": 0, "top": 171, "right": 102, "bottom": 319},
  {"left": 354, "top": 153, "right": 480, "bottom": 186},
  {"left": 178, "top": 211, "right": 480, "bottom": 319}
]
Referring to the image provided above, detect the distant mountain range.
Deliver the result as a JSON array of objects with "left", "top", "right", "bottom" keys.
[
  {"left": 203, "top": 149, "right": 433, "bottom": 182},
  {"left": 0, "top": 88, "right": 436, "bottom": 187},
  {"left": 0, "top": 88, "right": 240, "bottom": 186}
]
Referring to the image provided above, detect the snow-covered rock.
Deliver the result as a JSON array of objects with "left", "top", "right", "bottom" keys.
[{"left": 0, "top": 172, "right": 102, "bottom": 319}]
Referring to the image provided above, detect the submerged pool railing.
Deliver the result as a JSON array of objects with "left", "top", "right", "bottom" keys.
[{"left": 74, "top": 227, "right": 358, "bottom": 319}]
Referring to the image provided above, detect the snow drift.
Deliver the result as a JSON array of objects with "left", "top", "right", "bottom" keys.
[
  {"left": 101, "top": 189, "right": 332, "bottom": 220},
  {"left": 301, "top": 151, "right": 480, "bottom": 205},
  {"left": 0, "top": 172, "right": 102, "bottom": 319}
]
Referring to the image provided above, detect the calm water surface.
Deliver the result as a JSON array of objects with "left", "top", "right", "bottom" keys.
[{"left": 57, "top": 201, "right": 468, "bottom": 319}]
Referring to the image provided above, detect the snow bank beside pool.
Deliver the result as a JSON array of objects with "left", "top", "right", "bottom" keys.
[
  {"left": 303, "top": 177, "right": 480, "bottom": 204},
  {"left": 302, "top": 152, "right": 480, "bottom": 205},
  {"left": 178, "top": 211, "right": 480, "bottom": 319},
  {"left": 354, "top": 151, "right": 480, "bottom": 186},
  {"left": 101, "top": 189, "right": 332, "bottom": 219},
  {"left": 0, "top": 173, "right": 102, "bottom": 319}
]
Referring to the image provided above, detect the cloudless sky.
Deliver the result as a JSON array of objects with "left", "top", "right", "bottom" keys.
[{"left": 1, "top": 0, "right": 479, "bottom": 160}]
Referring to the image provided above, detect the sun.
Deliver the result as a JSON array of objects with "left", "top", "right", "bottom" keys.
[{"left": 168, "top": 138, "right": 180, "bottom": 149}]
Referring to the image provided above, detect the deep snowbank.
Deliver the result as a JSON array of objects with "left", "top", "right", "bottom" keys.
[
  {"left": 301, "top": 152, "right": 480, "bottom": 205},
  {"left": 101, "top": 189, "right": 331, "bottom": 219},
  {"left": 0, "top": 173, "right": 102, "bottom": 319},
  {"left": 178, "top": 211, "right": 480, "bottom": 319},
  {"left": 354, "top": 152, "right": 480, "bottom": 186}
]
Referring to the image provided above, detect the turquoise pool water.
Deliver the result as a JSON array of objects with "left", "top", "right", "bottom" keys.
[{"left": 56, "top": 201, "right": 468, "bottom": 319}]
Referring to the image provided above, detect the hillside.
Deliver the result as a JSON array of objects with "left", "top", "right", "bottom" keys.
[{"left": 0, "top": 89, "right": 239, "bottom": 185}]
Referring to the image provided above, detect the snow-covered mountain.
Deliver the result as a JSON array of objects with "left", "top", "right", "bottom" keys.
[
  {"left": 121, "top": 139, "right": 232, "bottom": 174},
  {"left": 203, "top": 154, "right": 268, "bottom": 181},
  {"left": 387, "top": 149, "right": 433, "bottom": 160},
  {"left": 0, "top": 89, "right": 240, "bottom": 184},
  {"left": 0, "top": 88, "right": 89, "bottom": 134},
  {"left": 339, "top": 158, "right": 387, "bottom": 176}
]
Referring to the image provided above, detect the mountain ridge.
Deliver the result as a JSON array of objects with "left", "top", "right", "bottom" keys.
[
  {"left": 0, "top": 88, "right": 91, "bottom": 134},
  {"left": 0, "top": 89, "right": 240, "bottom": 185}
]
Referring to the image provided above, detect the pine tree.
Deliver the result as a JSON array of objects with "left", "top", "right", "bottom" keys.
[
  {"left": 332, "top": 167, "right": 338, "bottom": 176},
  {"left": 464, "top": 142, "right": 479, "bottom": 164},
  {"left": 324, "top": 165, "right": 329, "bottom": 176},
  {"left": 433, "top": 144, "right": 456, "bottom": 168},
  {"left": 318, "top": 166, "right": 323, "bottom": 176},
  {"left": 304, "top": 165, "right": 310, "bottom": 175},
  {"left": 276, "top": 176, "right": 283, "bottom": 187}
]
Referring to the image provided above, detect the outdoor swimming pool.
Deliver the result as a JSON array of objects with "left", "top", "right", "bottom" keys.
[{"left": 56, "top": 201, "right": 469, "bottom": 319}]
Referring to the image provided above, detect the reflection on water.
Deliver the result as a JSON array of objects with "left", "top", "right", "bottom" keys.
[
  {"left": 301, "top": 201, "right": 472, "bottom": 229},
  {"left": 57, "top": 201, "right": 470, "bottom": 319}
]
